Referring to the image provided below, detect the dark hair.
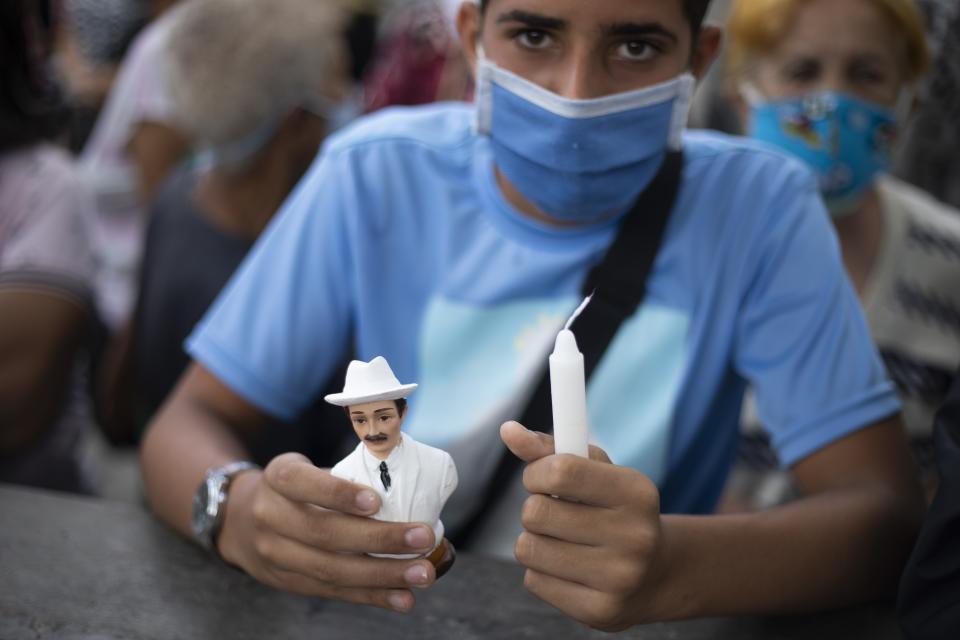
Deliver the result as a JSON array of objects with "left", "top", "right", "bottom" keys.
[
  {"left": 344, "top": 398, "right": 408, "bottom": 419},
  {"left": 478, "top": 0, "right": 712, "bottom": 35},
  {"left": 343, "top": 8, "right": 378, "bottom": 82},
  {"left": 0, "top": 0, "right": 64, "bottom": 154}
]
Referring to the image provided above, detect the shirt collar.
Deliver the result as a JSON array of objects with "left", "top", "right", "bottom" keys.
[{"left": 361, "top": 435, "right": 404, "bottom": 473}]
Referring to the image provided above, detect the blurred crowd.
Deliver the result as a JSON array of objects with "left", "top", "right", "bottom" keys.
[
  {"left": 5, "top": 0, "right": 956, "bottom": 495},
  {"left": 2, "top": 0, "right": 960, "bottom": 630},
  {"left": 2, "top": 0, "right": 474, "bottom": 493},
  {"left": 0, "top": 0, "right": 955, "bottom": 490}
]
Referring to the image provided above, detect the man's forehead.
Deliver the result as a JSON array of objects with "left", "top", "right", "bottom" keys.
[
  {"left": 350, "top": 400, "right": 397, "bottom": 414},
  {"left": 484, "top": 0, "right": 688, "bottom": 24}
]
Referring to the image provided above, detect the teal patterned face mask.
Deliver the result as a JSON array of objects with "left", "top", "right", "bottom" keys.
[{"left": 747, "top": 91, "right": 897, "bottom": 217}]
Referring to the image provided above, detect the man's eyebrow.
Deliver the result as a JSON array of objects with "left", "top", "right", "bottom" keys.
[
  {"left": 496, "top": 10, "right": 566, "bottom": 31},
  {"left": 373, "top": 408, "right": 395, "bottom": 414},
  {"left": 605, "top": 21, "right": 679, "bottom": 43}
]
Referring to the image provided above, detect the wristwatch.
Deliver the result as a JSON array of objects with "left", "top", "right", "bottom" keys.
[{"left": 191, "top": 461, "right": 259, "bottom": 557}]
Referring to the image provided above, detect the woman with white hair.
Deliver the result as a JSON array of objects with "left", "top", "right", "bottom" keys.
[
  {"left": 165, "top": 0, "right": 346, "bottom": 174},
  {"left": 98, "top": 0, "right": 351, "bottom": 451}
]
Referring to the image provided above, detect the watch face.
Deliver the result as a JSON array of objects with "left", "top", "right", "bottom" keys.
[{"left": 190, "top": 464, "right": 255, "bottom": 554}]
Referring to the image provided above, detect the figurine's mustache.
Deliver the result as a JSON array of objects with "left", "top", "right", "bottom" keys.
[{"left": 364, "top": 433, "right": 388, "bottom": 442}]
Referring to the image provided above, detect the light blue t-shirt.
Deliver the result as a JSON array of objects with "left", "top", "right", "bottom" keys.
[{"left": 187, "top": 103, "right": 899, "bottom": 520}]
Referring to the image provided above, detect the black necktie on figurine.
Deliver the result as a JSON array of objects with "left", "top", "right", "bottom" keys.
[{"left": 379, "top": 461, "right": 391, "bottom": 492}]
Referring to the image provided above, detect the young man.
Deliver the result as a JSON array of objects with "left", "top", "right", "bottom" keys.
[{"left": 141, "top": 0, "right": 923, "bottom": 629}]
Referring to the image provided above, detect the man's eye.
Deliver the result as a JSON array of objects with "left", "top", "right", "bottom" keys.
[
  {"left": 516, "top": 29, "right": 552, "bottom": 50},
  {"left": 850, "top": 66, "right": 886, "bottom": 85},
  {"left": 785, "top": 60, "right": 820, "bottom": 83},
  {"left": 616, "top": 41, "right": 657, "bottom": 62}
]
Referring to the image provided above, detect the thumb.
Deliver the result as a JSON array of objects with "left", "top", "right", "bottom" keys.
[
  {"left": 500, "top": 421, "right": 554, "bottom": 463},
  {"left": 500, "top": 421, "right": 613, "bottom": 464}
]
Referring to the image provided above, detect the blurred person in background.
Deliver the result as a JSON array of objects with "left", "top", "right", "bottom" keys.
[
  {"left": 362, "top": 0, "right": 471, "bottom": 113},
  {"left": 0, "top": 0, "right": 99, "bottom": 493},
  {"left": 77, "top": 0, "right": 189, "bottom": 334},
  {"left": 56, "top": 0, "right": 179, "bottom": 114},
  {"left": 896, "top": 0, "right": 960, "bottom": 208},
  {"left": 96, "top": 0, "right": 355, "bottom": 467},
  {"left": 722, "top": 0, "right": 960, "bottom": 510},
  {"left": 56, "top": 0, "right": 147, "bottom": 151},
  {"left": 338, "top": 0, "right": 383, "bottom": 118},
  {"left": 897, "top": 365, "right": 960, "bottom": 640}
]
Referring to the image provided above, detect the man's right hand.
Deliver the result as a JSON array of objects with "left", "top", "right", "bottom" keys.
[{"left": 217, "top": 452, "right": 439, "bottom": 612}]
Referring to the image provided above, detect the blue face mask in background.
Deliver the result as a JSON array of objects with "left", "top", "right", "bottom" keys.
[
  {"left": 748, "top": 91, "right": 897, "bottom": 217},
  {"left": 475, "top": 56, "right": 695, "bottom": 223},
  {"left": 195, "top": 92, "right": 349, "bottom": 172}
]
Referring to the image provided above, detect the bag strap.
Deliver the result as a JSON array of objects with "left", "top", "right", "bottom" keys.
[{"left": 452, "top": 150, "right": 685, "bottom": 548}]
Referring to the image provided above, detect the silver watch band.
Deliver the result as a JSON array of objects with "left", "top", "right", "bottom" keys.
[
  {"left": 216, "top": 461, "right": 260, "bottom": 480},
  {"left": 193, "top": 461, "right": 259, "bottom": 559}
]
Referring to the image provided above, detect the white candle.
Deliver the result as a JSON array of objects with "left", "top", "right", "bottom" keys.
[{"left": 550, "top": 329, "right": 590, "bottom": 458}]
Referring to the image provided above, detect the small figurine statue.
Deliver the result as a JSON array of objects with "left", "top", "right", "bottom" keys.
[{"left": 325, "top": 356, "right": 458, "bottom": 577}]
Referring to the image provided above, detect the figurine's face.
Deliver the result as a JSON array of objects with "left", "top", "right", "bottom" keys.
[{"left": 349, "top": 400, "right": 404, "bottom": 459}]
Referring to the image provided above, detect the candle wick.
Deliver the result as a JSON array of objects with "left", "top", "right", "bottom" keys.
[{"left": 564, "top": 291, "right": 595, "bottom": 331}]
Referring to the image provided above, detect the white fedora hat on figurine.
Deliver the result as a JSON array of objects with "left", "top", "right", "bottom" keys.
[{"left": 324, "top": 356, "right": 418, "bottom": 406}]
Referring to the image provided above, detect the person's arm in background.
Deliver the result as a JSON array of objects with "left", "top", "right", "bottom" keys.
[
  {"left": 0, "top": 290, "right": 90, "bottom": 453},
  {"left": 118, "top": 11, "right": 192, "bottom": 204},
  {"left": 96, "top": 23, "right": 191, "bottom": 436},
  {"left": 94, "top": 204, "right": 163, "bottom": 446},
  {"left": 898, "top": 371, "right": 960, "bottom": 640},
  {"left": 95, "top": 122, "right": 189, "bottom": 444},
  {"left": 141, "top": 364, "right": 448, "bottom": 613},
  {"left": 94, "top": 318, "right": 138, "bottom": 445}
]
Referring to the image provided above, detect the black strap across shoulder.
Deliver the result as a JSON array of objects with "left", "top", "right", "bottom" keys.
[{"left": 452, "top": 150, "right": 685, "bottom": 548}]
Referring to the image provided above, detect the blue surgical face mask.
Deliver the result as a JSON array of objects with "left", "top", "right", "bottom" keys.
[
  {"left": 746, "top": 90, "right": 897, "bottom": 217},
  {"left": 475, "top": 55, "right": 695, "bottom": 222}
]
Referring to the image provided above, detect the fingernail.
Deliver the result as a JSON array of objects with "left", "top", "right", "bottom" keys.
[
  {"left": 404, "top": 564, "right": 430, "bottom": 586},
  {"left": 387, "top": 592, "right": 411, "bottom": 612},
  {"left": 356, "top": 490, "right": 377, "bottom": 512},
  {"left": 404, "top": 526, "right": 432, "bottom": 550}
]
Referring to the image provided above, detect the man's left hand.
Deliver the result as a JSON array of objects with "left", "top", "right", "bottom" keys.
[{"left": 500, "top": 421, "right": 668, "bottom": 631}]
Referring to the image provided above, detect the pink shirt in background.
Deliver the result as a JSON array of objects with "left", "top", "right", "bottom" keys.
[{"left": 0, "top": 144, "right": 97, "bottom": 493}]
